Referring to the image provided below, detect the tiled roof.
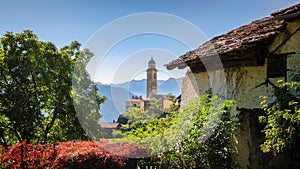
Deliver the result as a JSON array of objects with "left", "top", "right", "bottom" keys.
[
  {"left": 271, "top": 3, "right": 300, "bottom": 17},
  {"left": 166, "top": 3, "right": 300, "bottom": 71},
  {"left": 100, "top": 122, "right": 120, "bottom": 129}
]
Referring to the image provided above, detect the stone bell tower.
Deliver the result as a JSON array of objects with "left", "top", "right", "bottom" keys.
[{"left": 146, "top": 57, "right": 157, "bottom": 98}]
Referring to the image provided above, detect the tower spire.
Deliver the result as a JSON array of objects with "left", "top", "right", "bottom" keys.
[{"left": 147, "top": 57, "right": 157, "bottom": 98}]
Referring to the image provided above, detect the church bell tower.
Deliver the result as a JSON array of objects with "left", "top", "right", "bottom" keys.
[{"left": 147, "top": 57, "right": 157, "bottom": 98}]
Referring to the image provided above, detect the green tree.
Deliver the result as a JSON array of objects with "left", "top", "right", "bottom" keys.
[
  {"left": 71, "top": 44, "right": 106, "bottom": 140},
  {"left": 259, "top": 80, "right": 300, "bottom": 155},
  {"left": 0, "top": 30, "right": 104, "bottom": 145}
]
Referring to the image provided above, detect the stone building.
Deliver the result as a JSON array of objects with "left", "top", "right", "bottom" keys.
[
  {"left": 123, "top": 58, "right": 173, "bottom": 120},
  {"left": 166, "top": 3, "right": 300, "bottom": 169},
  {"left": 125, "top": 95, "right": 145, "bottom": 112},
  {"left": 147, "top": 57, "right": 158, "bottom": 98}
]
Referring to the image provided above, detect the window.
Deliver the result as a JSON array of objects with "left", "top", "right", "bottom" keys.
[{"left": 267, "top": 54, "right": 287, "bottom": 78}]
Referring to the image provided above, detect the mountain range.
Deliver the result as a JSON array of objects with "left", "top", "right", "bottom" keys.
[{"left": 96, "top": 77, "right": 182, "bottom": 122}]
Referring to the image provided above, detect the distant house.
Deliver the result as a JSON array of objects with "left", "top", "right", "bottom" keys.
[
  {"left": 166, "top": 3, "right": 300, "bottom": 169},
  {"left": 100, "top": 122, "right": 121, "bottom": 138},
  {"left": 125, "top": 95, "right": 145, "bottom": 112}
]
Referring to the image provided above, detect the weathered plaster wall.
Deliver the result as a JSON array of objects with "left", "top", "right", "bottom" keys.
[
  {"left": 236, "top": 65, "right": 267, "bottom": 108},
  {"left": 180, "top": 68, "right": 206, "bottom": 108},
  {"left": 269, "top": 19, "right": 300, "bottom": 81},
  {"left": 181, "top": 65, "right": 268, "bottom": 109},
  {"left": 181, "top": 68, "right": 228, "bottom": 109}
]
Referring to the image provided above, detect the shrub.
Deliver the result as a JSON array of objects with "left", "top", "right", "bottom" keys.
[
  {"left": 259, "top": 80, "right": 300, "bottom": 154},
  {"left": 0, "top": 140, "right": 146, "bottom": 169},
  {"left": 122, "top": 94, "right": 237, "bottom": 168},
  {"left": 0, "top": 141, "right": 54, "bottom": 169},
  {"left": 157, "top": 95, "right": 237, "bottom": 168}
]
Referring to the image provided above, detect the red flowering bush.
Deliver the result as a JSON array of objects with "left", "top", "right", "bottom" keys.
[
  {"left": 52, "top": 140, "right": 143, "bottom": 169},
  {"left": 0, "top": 141, "right": 55, "bottom": 169},
  {"left": 0, "top": 140, "right": 148, "bottom": 169}
]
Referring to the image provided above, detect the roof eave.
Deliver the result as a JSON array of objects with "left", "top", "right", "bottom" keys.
[{"left": 165, "top": 3, "right": 300, "bottom": 71}]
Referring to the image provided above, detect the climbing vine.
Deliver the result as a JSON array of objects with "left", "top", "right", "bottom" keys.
[{"left": 259, "top": 80, "right": 300, "bottom": 154}]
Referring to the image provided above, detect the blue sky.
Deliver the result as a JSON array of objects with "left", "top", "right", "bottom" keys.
[{"left": 0, "top": 0, "right": 299, "bottom": 83}]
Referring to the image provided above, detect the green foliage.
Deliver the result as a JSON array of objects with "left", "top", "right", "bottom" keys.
[
  {"left": 122, "top": 94, "right": 237, "bottom": 168},
  {"left": 259, "top": 80, "right": 300, "bottom": 155},
  {"left": 122, "top": 99, "right": 168, "bottom": 130},
  {"left": 158, "top": 95, "right": 237, "bottom": 169},
  {"left": 0, "top": 31, "right": 104, "bottom": 145}
]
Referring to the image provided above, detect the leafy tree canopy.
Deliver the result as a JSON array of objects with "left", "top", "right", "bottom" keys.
[{"left": 0, "top": 30, "right": 105, "bottom": 146}]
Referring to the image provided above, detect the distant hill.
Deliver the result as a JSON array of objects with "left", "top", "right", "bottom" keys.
[{"left": 96, "top": 77, "right": 182, "bottom": 122}]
